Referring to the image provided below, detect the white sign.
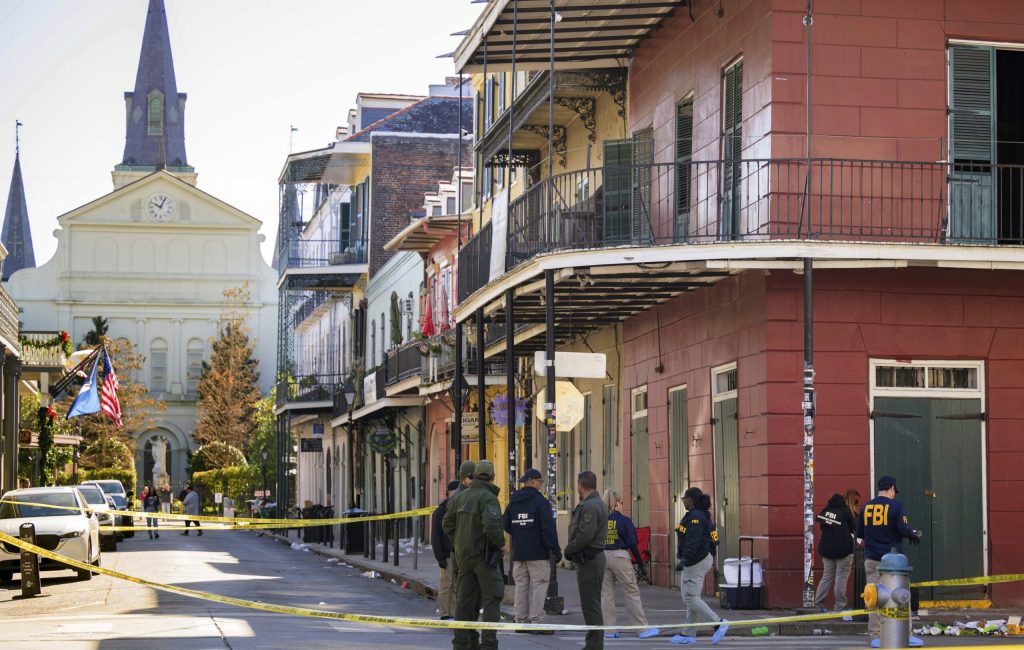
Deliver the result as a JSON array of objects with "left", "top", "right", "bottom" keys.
[
  {"left": 534, "top": 381, "right": 586, "bottom": 431},
  {"left": 363, "top": 372, "right": 378, "bottom": 406},
  {"left": 461, "top": 412, "right": 480, "bottom": 443},
  {"left": 534, "top": 351, "right": 607, "bottom": 379},
  {"left": 214, "top": 492, "right": 223, "bottom": 504}
]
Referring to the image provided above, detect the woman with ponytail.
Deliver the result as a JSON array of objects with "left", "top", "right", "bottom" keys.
[{"left": 672, "top": 487, "right": 729, "bottom": 645}]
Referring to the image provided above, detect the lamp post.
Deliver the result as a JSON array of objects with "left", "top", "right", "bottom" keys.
[
  {"left": 343, "top": 383, "right": 357, "bottom": 508},
  {"left": 261, "top": 449, "right": 269, "bottom": 500}
]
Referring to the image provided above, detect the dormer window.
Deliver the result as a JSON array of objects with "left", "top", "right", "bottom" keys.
[{"left": 147, "top": 91, "right": 164, "bottom": 136}]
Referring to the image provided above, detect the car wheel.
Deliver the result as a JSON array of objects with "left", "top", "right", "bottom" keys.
[{"left": 77, "top": 544, "right": 94, "bottom": 580}]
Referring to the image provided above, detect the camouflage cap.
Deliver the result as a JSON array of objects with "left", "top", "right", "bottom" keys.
[
  {"left": 475, "top": 459, "right": 495, "bottom": 480},
  {"left": 459, "top": 460, "right": 477, "bottom": 480}
]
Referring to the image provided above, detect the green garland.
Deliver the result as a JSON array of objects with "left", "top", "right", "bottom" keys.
[{"left": 20, "top": 330, "right": 74, "bottom": 357}]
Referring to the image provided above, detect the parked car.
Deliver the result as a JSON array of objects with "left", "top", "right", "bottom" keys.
[
  {"left": 76, "top": 484, "right": 119, "bottom": 551},
  {"left": 0, "top": 487, "right": 101, "bottom": 583},
  {"left": 84, "top": 480, "right": 134, "bottom": 538}
]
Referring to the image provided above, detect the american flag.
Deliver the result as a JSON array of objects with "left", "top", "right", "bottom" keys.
[{"left": 100, "top": 349, "right": 122, "bottom": 427}]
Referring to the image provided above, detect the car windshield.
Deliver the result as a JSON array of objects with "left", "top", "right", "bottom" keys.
[
  {"left": 109, "top": 495, "right": 127, "bottom": 508},
  {"left": 0, "top": 492, "right": 81, "bottom": 518},
  {"left": 77, "top": 487, "right": 107, "bottom": 506},
  {"left": 91, "top": 481, "right": 124, "bottom": 495}
]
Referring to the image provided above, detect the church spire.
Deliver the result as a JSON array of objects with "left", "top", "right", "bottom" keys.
[
  {"left": 117, "top": 0, "right": 191, "bottom": 179},
  {"left": 2, "top": 121, "right": 36, "bottom": 281}
]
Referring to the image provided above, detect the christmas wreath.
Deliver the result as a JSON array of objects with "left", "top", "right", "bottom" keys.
[{"left": 20, "top": 330, "right": 75, "bottom": 357}]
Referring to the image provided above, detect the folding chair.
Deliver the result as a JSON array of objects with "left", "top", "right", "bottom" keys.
[{"left": 632, "top": 526, "right": 653, "bottom": 585}]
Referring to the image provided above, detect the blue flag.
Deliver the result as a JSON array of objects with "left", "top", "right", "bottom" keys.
[{"left": 67, "top": 353, "right": 101, "bottom": 419}]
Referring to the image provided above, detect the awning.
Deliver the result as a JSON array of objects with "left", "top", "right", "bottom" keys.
[
  {"left": 454, "top": 0, "right": 687, "bottom": 73},
  {"left": 332, "top": 396, "right": 423, "bottom": 428},
  {"left": 384, "top": 214, "right": 462, "bottom": 252}
]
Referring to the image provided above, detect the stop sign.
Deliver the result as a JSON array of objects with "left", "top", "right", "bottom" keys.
[{"left": 534, "top": 381, "right": 586, "bottom": 431}]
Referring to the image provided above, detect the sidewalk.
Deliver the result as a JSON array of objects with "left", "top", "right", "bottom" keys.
[{"left": 260, "top": 530, "right": 887, "bottom": 638}]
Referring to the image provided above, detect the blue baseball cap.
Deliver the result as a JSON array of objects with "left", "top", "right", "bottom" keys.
[
  {"left": 518, "top": 468, "right": 543, "bottom": 483},
  {"left": 877, "top": 476, "right": 899, "bottom": 493}
]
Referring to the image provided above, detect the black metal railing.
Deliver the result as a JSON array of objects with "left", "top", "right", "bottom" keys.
[
  {"left": 457, "top": 159, "right": 1024, "bottom": 300},
  {"left": 293, "top": 291, "right": 331, "bottom": 329},
  {"left": 279, "top": 238, "right": 368, "bottom": 274},
  {"left": 276, "top": 373, "right": 344, "bottom": 407},
  {"left": 418, "top": 333, "right": 506, "bottom": 387},
  {"left": 385, "top": 342, "right": 423, "bottom": 387}
]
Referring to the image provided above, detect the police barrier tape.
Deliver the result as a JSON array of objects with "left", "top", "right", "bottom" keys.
[
  {"left": 911, "top": 574, "right": 1024, "bottom": 588},
  {"left": 0, "top": 498, "right": 434, "bottom": 527},
  {"left": 0, "top": 528, "right": 887, "bottom": 633}
]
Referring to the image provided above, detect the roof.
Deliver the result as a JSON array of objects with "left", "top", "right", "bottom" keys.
[
  {"left": 1, "top": 154, "right": 36, "bottom": 280},
  {"left": 345, "top": 96, "right": 472, "bottom": 142},
  {"left": 453, "top": 0, "right": 687, "bottom": 72},
  {"left": 384, "top": 214, "right": 462, "bottom": 252}
]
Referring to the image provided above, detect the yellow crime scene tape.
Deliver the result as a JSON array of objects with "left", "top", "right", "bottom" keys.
[
  {"left": 1, "top": 527, "right": 889, "bottom": 633},
  {"left": 911, "top": 574, "right": 1024, "bottom": 588},
  {"left": 0, "top": 498, "right": 434, "bottom": 527}
]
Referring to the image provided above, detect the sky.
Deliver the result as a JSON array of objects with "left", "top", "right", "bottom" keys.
[{"left": 0, "top": 0, "right": 482, "bottom": 266}]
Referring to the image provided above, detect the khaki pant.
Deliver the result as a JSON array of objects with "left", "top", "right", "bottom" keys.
[
  {"left": 438, "top": 562, "right": 456, "bottom": 618},
  {"left": 601, "top": 549, "right": 649, "bottom": 632},
  {"left": 865, "top": 559, "right": 881, "bottom": 636},
  {"left": 512, "top": 559, "right": 550, "bottom": 623},
  {"left": 814, "top": 554, "right": 853, "bottom": 611},
  {"left": 679, "top": 554, "right": 718, "bottom": 638}
]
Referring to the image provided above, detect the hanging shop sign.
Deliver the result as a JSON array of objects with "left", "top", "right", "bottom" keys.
[
  {"left": 300, "top": 438, "right": 323, "bottom": 453},
  {"left": 533, "top": 351, "right": 606, "bottom": 379},
  {"left": 369, "top": 427, "right": 397, "bottom": 454}
]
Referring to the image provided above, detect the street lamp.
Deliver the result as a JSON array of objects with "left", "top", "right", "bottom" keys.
[
  {"left": 261, "top": 449, "right": 269, "bottom": 500},
  {"left": 342, "top": 383, "right": 357, "bottom": 508}
]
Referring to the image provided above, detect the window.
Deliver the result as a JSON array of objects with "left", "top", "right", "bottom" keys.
[
  {"left": 874, "top": 363, "right": 979, "bottom": 390},
  {"left": 446, "top": 196, "right": 456, "bottom": 214},
  {"left": 721, "top": 59, "right": 743, "bottom": 239},
  {"left": 675, "top": 98, "right": 694, "bottom": 241},
  {"left": 186, "top": 339, "right": 204, "bottom": 395},
  {"left": 150, "top": 338, "right": 168, "bottom": 393},
  {"left": 631, "top": 386, "right": 648, "bottom": 417},
  {"left": 713, "top": 365, "right": 738, "bottom": 397},
  {"left": 147, "top": 92, "right": 164, "bottom": 136},
  {"left": 484, "top": 76, "right": 493, "bottom": 129},
  {"left": 460, "top": 181, "right": 474, "bottom": 211}
]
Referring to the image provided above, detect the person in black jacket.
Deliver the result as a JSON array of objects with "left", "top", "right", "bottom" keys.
[
  {"left": 431, "top": 480, "right": 460, "bottom": 620},
  {"left": 813, "top": 492, "right": 857, "bottom": 613},
  {"left": 672, "top": 487, "right": 729, "bottom": 645},
  {"left": 502, "top": 468, "right": 560, "bottom": 626}
]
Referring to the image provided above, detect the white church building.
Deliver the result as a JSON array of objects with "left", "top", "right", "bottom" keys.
[{"left": 4, "top": 0, "right": 277, "bottom": 491}]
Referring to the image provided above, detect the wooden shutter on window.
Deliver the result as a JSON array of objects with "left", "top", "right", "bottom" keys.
[
  {"left": 603, "top": 139, "right": 633, "bottom": 244},
  {"left": 949, "top": 45, "right": 995, "bottom": 164},
  {"left": 631, "top": 128, "right": 654, "bottom": 243},
  {"left": 675, "top": 100, "right": 694, "bottom": 241},
  {"left": 722, "top": 60, "right": 743, "bottom": 239}
]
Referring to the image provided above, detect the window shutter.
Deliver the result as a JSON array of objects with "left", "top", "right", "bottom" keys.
[
  {"left": 722, "top": 60, "right": 744, "bottom": 239},
  {"left": 631, "top": 128, "right": 654, "bottom": 243},
  {"left": 603, "top": 139, "right": 633, "bottom": 243},
  {"left": 675, "top": 100, "right": 694, "bottom": 241},
  {"left": 949, "top": 45, "right": 995, "bottom": 164}
]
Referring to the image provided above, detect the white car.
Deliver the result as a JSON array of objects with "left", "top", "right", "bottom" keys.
[
  {"left": 0, "top": 487, "right": 102, "bottom": 583},
  {"left": 76, "top": 484, "right": 120, "bottom": 551},
  {"left": 83, "top": 479, "right": 135, "bottom": 538}
]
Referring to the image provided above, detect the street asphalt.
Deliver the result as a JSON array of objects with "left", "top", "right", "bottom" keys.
[{"left": 1, "top": 523, "right": 1021, "bottom": 649}]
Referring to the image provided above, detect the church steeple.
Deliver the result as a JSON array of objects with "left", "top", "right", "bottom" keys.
[
  {"left": 2, "top": 122, "right": 36, "bottom": 281},
  {"left": 115, "top": 0, "right": 195, "bottom": 188}
]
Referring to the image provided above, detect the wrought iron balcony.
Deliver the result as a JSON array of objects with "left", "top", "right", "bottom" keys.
[
  {"left": 385, "top": 342, "right": 423, "bottom": 387},
  {"left": 419, "top": 333, "right": 506, "bottom": 388},
  {"left": 278, "top": 238, "right": 367, "bottom": 274},
  {"left": 276, "top": 373, "right": 343, "bottom": 408},
  {"left": 458, "top": 159, "right": 1024, "bottom": 300},
  {"left": 293, "top": 291, "right": 331, "bottom": 330},
  {"left": 20, "top": 331, "right": 69, "bottom": 368}
]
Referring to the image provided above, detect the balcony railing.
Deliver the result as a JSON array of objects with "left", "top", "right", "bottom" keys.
[
  {"left": 385, "top": 342, "right": 423, "bottom": 387},
  {"left": 293, "top": 291, "right": 330, "bottom": 329},
  {"left": 419, "top": 333, "right": 506, "bottom": 387},
  {"left": 0, "top": 286, "right": 19, "bottom": 352},
  {"left": 278, "top": 238, "right": 367, "bottom": 274},
  {"left": 459, "top": 159, "right": 1024, "bottom": 299},
  {"left": 20, "top": 331, "right": 67, "bottom": 366},
  {"left": 276, "top": 373, "right": 344, "bottom": 407}
]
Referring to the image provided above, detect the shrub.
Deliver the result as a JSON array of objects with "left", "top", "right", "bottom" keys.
[
  {"left": 190, "top": 465, "right": 260, "bottom": 514},
  {"left": 191, "top": 441, "right": 246, "bottom": 473}
]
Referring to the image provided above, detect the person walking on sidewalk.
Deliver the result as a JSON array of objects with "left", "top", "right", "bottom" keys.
[
  {"left": 502, "top": 467, "right": 560, "bottom": 630},
  {"left": 159, "top": 482, "right": 172, "bottom": 514},
  {"left": 563, "top": 470, "right": 607, "bottom": 650},
  {"left": 672, "top": 487, "right": 729, "bottom": 645},
  {"left": 856, "top": 476, "right": 921, "bottom": 647},
  {"left": 432, "top": 479, "right": 460, "bottom": 620},
  {"left": 181, "top": 484, "right": 202, "bottom": 536},
  {"left": 141, "top": 485, "right": 161, "bottom": 539},
  {"left": 442, "top": 460, "right": 505, "bottom": 650},
  {"left": 600, "top": 489, "right": 659, "bottom": 640},
  {"left": 813, "top": 492, "right": 856, "bottom": 615}
]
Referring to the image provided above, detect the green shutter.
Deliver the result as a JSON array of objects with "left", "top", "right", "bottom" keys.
[
  {"left": 675, "top": 101, "right": 694, "bottom": 242},
  {"left": 948, "top": 45, "right": 996, "bottom": 243},
  {"left": 603, "top": 139, "right": 633, "bottom": 244},
  {"left": 722, "top": 61, "right": 743, "bottom": 240},
  {"left": 632, "top": 128, "right": 654, "bottom": 243},
  {"left": 631, "top": 410, "right": 649, "bottom": 527},
  {"left": 602, "top": 385, "right": 617, "bottom": 491}
]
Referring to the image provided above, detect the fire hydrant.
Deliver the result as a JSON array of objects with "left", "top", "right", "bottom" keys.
[{"left": 861, "top": 552, "right": 913, "bottom": 648}]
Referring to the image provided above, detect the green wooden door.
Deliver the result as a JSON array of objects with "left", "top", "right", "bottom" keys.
[
  {"left": 632, "top": 409, "right": 650, "bottom": 527},
  {"left": 713, "top": 397, "right": 740, "bottom": 563},
  {"left": 949, "top": 45, "right": 997, "bottom": 243},
  {"left": 873, "top": 397, "right": 984, "bottom": 599},
  {"left": 603, "top": 139, "right": 633, "bottom": 244},
  {"left": 669, "top": 387, "right": 689, "bottom": 587}
]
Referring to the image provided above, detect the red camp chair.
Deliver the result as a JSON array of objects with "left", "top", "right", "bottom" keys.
[{"left": 632, "top": 526, "right": 653, "bottom": 584}]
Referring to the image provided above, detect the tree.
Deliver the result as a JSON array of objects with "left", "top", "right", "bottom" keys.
[
  {"left": 195, "top": 284, "right": 261, "bottom": 455},
  {"left": 55, "top": 337, "right": 167, "bottom": 471},
  {"left": 191, "top": 441, "right": 246, "bottom": 472},
  {"left": 83, "top": 316, "right": 109, "bottom": 347}
]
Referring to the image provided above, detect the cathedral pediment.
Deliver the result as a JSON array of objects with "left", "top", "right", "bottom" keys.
[{"left": 57, "top": 170, "right": 261, "bottom": 229}]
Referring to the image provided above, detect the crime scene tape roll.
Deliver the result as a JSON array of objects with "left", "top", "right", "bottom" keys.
[
  {"left": 0, "top": 498, "right": 434, "bottom": 527},
  {"left": 0, "top": 528, "right": 881, "bottom": 633}
]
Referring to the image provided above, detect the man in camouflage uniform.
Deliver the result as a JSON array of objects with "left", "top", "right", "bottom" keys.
[
  {"left": 442, "top": 459, "right": 506, "bottom": 650},
  {"left": 563, "top": 470, "right": 607, "bottom": 650}
]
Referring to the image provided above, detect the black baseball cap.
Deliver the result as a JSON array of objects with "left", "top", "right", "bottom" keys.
[
  {"left": 446, "top": 480, "right": 460, "bottom": 492},
  {"left": 518, "top": 468, "right": 543, "bottom": 483},
  {"left": 877, "top": 475, "right": 899, "bottom": 493}
]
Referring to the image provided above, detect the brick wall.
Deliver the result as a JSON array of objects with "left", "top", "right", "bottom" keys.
[{"left": 369, "top": 135, "right": 471, "bottom": 277}]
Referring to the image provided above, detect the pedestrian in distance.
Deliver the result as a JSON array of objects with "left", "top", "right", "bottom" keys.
[
  {"left": 813, "top": 492, "right": 857, "bottom": 616},
  {"left": 502, "top": 467, "right": 560, "bottom": 631},
  {"left": 159, "top": 482, "right": 172, "bottom": 514},
  {"left": 563, "top": 470, "right": 607, "bottom": 650},
  {"left": 432, "top": 479, "right": 461, "bottom": 620},
  {"left": 141, "top": 485, "right": 161, "bottom": 539},
  {"left": 181, "top": 483, "right": 202, "bottom": 536},
  {"left": 600, "top": 488, "right": 659, "bottom": 639},
  {"left": 442, "top": 459, "right": 506, "bottom": 650},
  {"left": 856, "top": 475, "right": 922, "bottom": 648},
  {"left": 672, "top": 487, "right": 729, "bottom": 645}
]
